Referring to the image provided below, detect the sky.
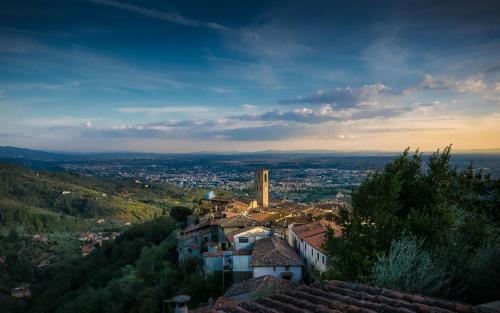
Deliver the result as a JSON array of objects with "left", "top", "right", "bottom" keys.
[{"left": 0, "top": 0, "right": 499, "bottom": 153}]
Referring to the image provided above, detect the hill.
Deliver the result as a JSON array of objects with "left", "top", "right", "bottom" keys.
[{"left": 0, "top": 163, "right": 195, "bottom": 232}]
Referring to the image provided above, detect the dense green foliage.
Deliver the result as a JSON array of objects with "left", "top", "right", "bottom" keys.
[
  {"left": 3, "top": 217, "right": 227, "bottom": 313},
  {"left": 371, "top": 237, "right": 456, "bottom": 297},
  {"left": 325, "top": 146, "right": 500, "bottom": 303},
  {"left": 0, "top": 163, "right": 219, "bottom": 312},
  {"left": 0, "top": 163, "right": 201, "bottom": 232},
  {"left": 169, "top": 206, "right": 193, "bottom": 225}
]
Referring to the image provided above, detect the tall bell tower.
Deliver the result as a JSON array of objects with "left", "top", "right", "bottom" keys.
[{"left": 255, "top": 168, "right": 269, "bottom": 208}]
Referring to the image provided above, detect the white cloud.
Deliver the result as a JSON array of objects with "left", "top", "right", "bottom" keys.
[
  {"left": 494, "top": 82, "right": 500, "bottom": 93},
  {"left": 456, "top": 75, "right": 487, "bottom": 93},
  {"left": 241, "top": 104, "right": 257, "bottom": 110},
  {"left": 280, "top": 83, "right": 393, "bottom": 108},
  {"left": 420, "top": 73, "right": 487, "bottom": 93}
]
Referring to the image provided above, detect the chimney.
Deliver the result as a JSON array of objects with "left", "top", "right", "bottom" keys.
[{"left": 172, "top": 295, "right": 190, "bottom": 313}]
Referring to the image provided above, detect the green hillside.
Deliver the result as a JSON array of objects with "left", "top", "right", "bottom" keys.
[{"left": 0, "top": 163, "right": 196, "bottom": 232}]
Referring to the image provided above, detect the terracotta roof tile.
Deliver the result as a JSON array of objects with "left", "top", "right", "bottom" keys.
[
  {"left": 303, "top": 232, "right": 327, "bottom": 253},
  {"left": 219, "top": 215, "right": 263, "bottom": 228},
  {"left": 215, "top": 280, "right": 497, "bottom": 313},
  {"left": 182, "top": 220, "right": 218, "bottom": 234},
  {"left": 224, "top": 275, "right": 295, "bottom": 298},
  {"left": 251, "top": 237, "right": 303, "bottom": 267}
]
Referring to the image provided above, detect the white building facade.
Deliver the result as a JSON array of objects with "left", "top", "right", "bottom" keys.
[
  {"left": 250, "top": 237, "right": 304, "bottom": 282},
  {"left": 288, "top": 223, "right": 329, "bottom": 274},
  {"left": 232, "top": 226, "right": 272, "bottom": 251}
]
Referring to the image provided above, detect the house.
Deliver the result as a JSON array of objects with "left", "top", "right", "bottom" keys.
[
  {"left": 288, "top": 220, "right": 341, "bottom": 274},
  {"left": 227, "top": 226, "right": 272, "bottom": 251},
  {"left": 82, "top": 244, "right": 94, "bottom": 256},
  {"left": 219, "top": 214, "right": 263, "bottom": 238},
  {"left": 251, "top": 237, "right": 304, "bottom": 282},
  {"left": 177, "top": 220, "right": 223, "bottom": 261},
  {"left": 11, "top": 283, "right": 31, "bottom": 298},
  {"left": 209, "top": 280, "right": 497, "bottom": 313},
  {"left": 231, "top": 250, "right": 253, "bottom": 282},
  {"left": 288, "top": 222, "right": 328, "bottom": 273},
  {"left": 201, "top": 196, "right": 245, "bottom": 212},
  {"left": 32, "top": 234, "right": 49, "bottom": 243},
  {"left": 203, "top": 250, "right": 233, "bottom": 274}
]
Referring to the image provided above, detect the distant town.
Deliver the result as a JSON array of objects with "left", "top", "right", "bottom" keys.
[{"left": 42, "top": 153, "right": 500, "bottom": 203}]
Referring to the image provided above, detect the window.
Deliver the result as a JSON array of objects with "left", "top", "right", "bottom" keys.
[
  {"left": 311, "top": 249, "right": 313, "bottom": 256},
  {"left": 273, "top": 266, "right": 276, "bottom": 271},
  {"left": 238, "top": 237, "right": 249, "bottom": 243},
  {"left": 322, "top": 256, "right": 325, "bottom": 264},
  {"left": 264, "top": 173, "right": 267, "bottom": 182},
  {"left": 285, "top": 266, "right": 290, "bottom": 271},
  {"left": 317, "top": 252, "right": 319, "bottom": 260}
]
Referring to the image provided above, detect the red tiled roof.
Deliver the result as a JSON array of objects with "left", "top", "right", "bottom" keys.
[
  {"left": 297, "top": 226, "right": 328, "bottom": 238},
  {"left": 251, "top": 237, "right": 303, "bottom": 267},
  {"left": 216, "top": 280, "right": 497, "bottom": 313},
  {"left": 303, "top": 232, "right": 327, "bottom": 253},
  {"left": 293, "top": 222, "right": 328, "bottom": 253},
  {"left": 183, "top": 220, "right": 219, "bottom": 234},
  {"left": 293, "top": 221, "right": 324, "bottom": 234},
  {"left": 292, "top": 221, "right": 342, "bottom": 253},
  {"left": 219, "top": 215, "right": 263, "bottom": 228},
  {"left": 224, "top": 275, "right": 296, "bottom": 298},
  {"left": 249, "top": 211, "right": 273, "bottom": 222}
]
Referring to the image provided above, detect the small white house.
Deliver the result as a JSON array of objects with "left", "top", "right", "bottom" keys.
[
  {"left": 230, "top": 226, "right": 272, "bottom": 251},
  {"left": 251, "top": 237, "right": 303, "bottom": 282}
]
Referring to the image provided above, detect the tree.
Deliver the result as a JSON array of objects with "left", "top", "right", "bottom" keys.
[
  {"left": 371, "top": 237, "right": 455, "bottom": 297},
  {"left": 325, "top": 145, "right": 499, "bottom": 291},
  {"left": 169, "top": 206, "right": 192, "bottom": 224}
]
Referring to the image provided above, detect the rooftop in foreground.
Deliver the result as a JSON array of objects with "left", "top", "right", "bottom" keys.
[{"left": 215, "top": 280, "right": 498, "bottom": 313}]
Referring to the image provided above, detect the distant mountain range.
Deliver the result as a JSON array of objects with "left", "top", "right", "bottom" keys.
[{"left": 1, "top": 145, "right": 499, "bottom": 161}]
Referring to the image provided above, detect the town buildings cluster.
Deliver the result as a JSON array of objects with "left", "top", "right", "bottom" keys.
[
  {"left": 177, "top": 169, "right": 346, "bottom": 285},
  {"left": 61, "top": 159, "right": 368, "bottom": 203},
  {"left": 177, "top": 169, "right": 496, "bottom": 313},
  {"left": 79, "top": 231, "right": 120, "bottom": 256}
]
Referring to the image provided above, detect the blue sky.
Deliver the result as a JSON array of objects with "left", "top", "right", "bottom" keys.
[{"left": 0, "top": 0, "right": 499, "bottom": 152}]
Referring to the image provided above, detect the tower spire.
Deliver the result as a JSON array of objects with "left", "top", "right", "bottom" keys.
[{"left": 255, "top": 168, "right": 269, "bottom": 208}]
